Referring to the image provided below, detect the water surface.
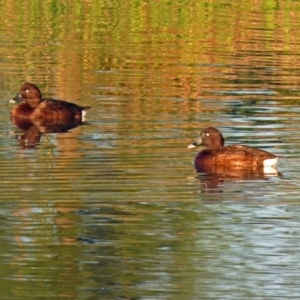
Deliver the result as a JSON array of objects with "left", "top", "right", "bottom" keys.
[{"left": 0, "top": 1, "right": 300, "bottom": 299}]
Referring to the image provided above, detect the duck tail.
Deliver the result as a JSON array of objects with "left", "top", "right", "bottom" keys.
[{"left": 83, "top": 106, "right": 91, "bottom": 111}]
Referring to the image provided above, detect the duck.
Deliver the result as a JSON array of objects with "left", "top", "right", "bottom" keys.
[
  {"left": 187, "top": 126, "right": 278, "bottom": 169},
  {"left": 9, "top": 82, "right": 91, "bottom": 122}
]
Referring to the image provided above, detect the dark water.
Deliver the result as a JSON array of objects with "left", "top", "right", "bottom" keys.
[{"left": 0, "top": 0, "right": 300, "bottom": 299}]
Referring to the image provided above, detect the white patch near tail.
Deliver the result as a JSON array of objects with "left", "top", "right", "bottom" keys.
[
  {"left": 263, "top": 157, "right": 278, "bottom": 167},
  {"left": 263, "top": 166, "right": 278, "bottom": 176},
  {"left": 82, "top": 109, "right": 89, "bottom": 121}
]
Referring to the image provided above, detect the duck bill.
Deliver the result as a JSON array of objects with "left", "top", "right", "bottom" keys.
[
  {"left": 187, "top": 137, "right": 203, "bottom": 149},
  {"left": 8, "top": 93, "right": 23, "bottom": 104}
]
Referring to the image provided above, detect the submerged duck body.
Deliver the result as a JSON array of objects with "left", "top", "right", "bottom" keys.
[
  {"left": 10, "top": 82, "right": 91, "bottom": 122},
  {"left": 188, "top": 127, "right": 278, "bottom": 169}
]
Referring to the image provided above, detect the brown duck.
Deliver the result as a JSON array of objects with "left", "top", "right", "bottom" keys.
[
  {"left": 188, "top": 127, "right": 278, "bottom": 168},
  {"left": 9, "top": 82, "right": 91, "bottom": 122}
]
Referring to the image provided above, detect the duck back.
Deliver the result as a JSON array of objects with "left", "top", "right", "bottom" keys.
[{"left": 31, "top": 99, "right": 90, "bottom": 121}]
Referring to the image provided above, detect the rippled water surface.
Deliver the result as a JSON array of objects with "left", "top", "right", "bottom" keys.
[{"left": 1, "top": 0, "right": 300, "bottom": 299}]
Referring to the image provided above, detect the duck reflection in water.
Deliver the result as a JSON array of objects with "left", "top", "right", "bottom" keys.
[
  {"left": 195, "top": 164, "right": 279, "bottom": 193},
  {"left": 11, "top": 116, "right": 87, "bottom": 148},
  {"left": 188, "top": 127, "right": 279, "bottom": 191}
]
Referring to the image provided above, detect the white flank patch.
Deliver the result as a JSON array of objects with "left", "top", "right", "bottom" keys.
[
  {"left": 263, "top": 166, "right": 278, "bottom": 176},
  {"left": 82, "top": 109, "right": 89, "bottom": 121},
  {"left": 263, "top": 157, "right": 278, "bottom": 167}
]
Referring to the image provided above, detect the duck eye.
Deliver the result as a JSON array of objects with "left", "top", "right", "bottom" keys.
[
  {"left": 205, "top": 133, "right": 210, "bottom": 136},
  {"left": 25, "top": 89, "right": 29, "bottom": 93}
]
